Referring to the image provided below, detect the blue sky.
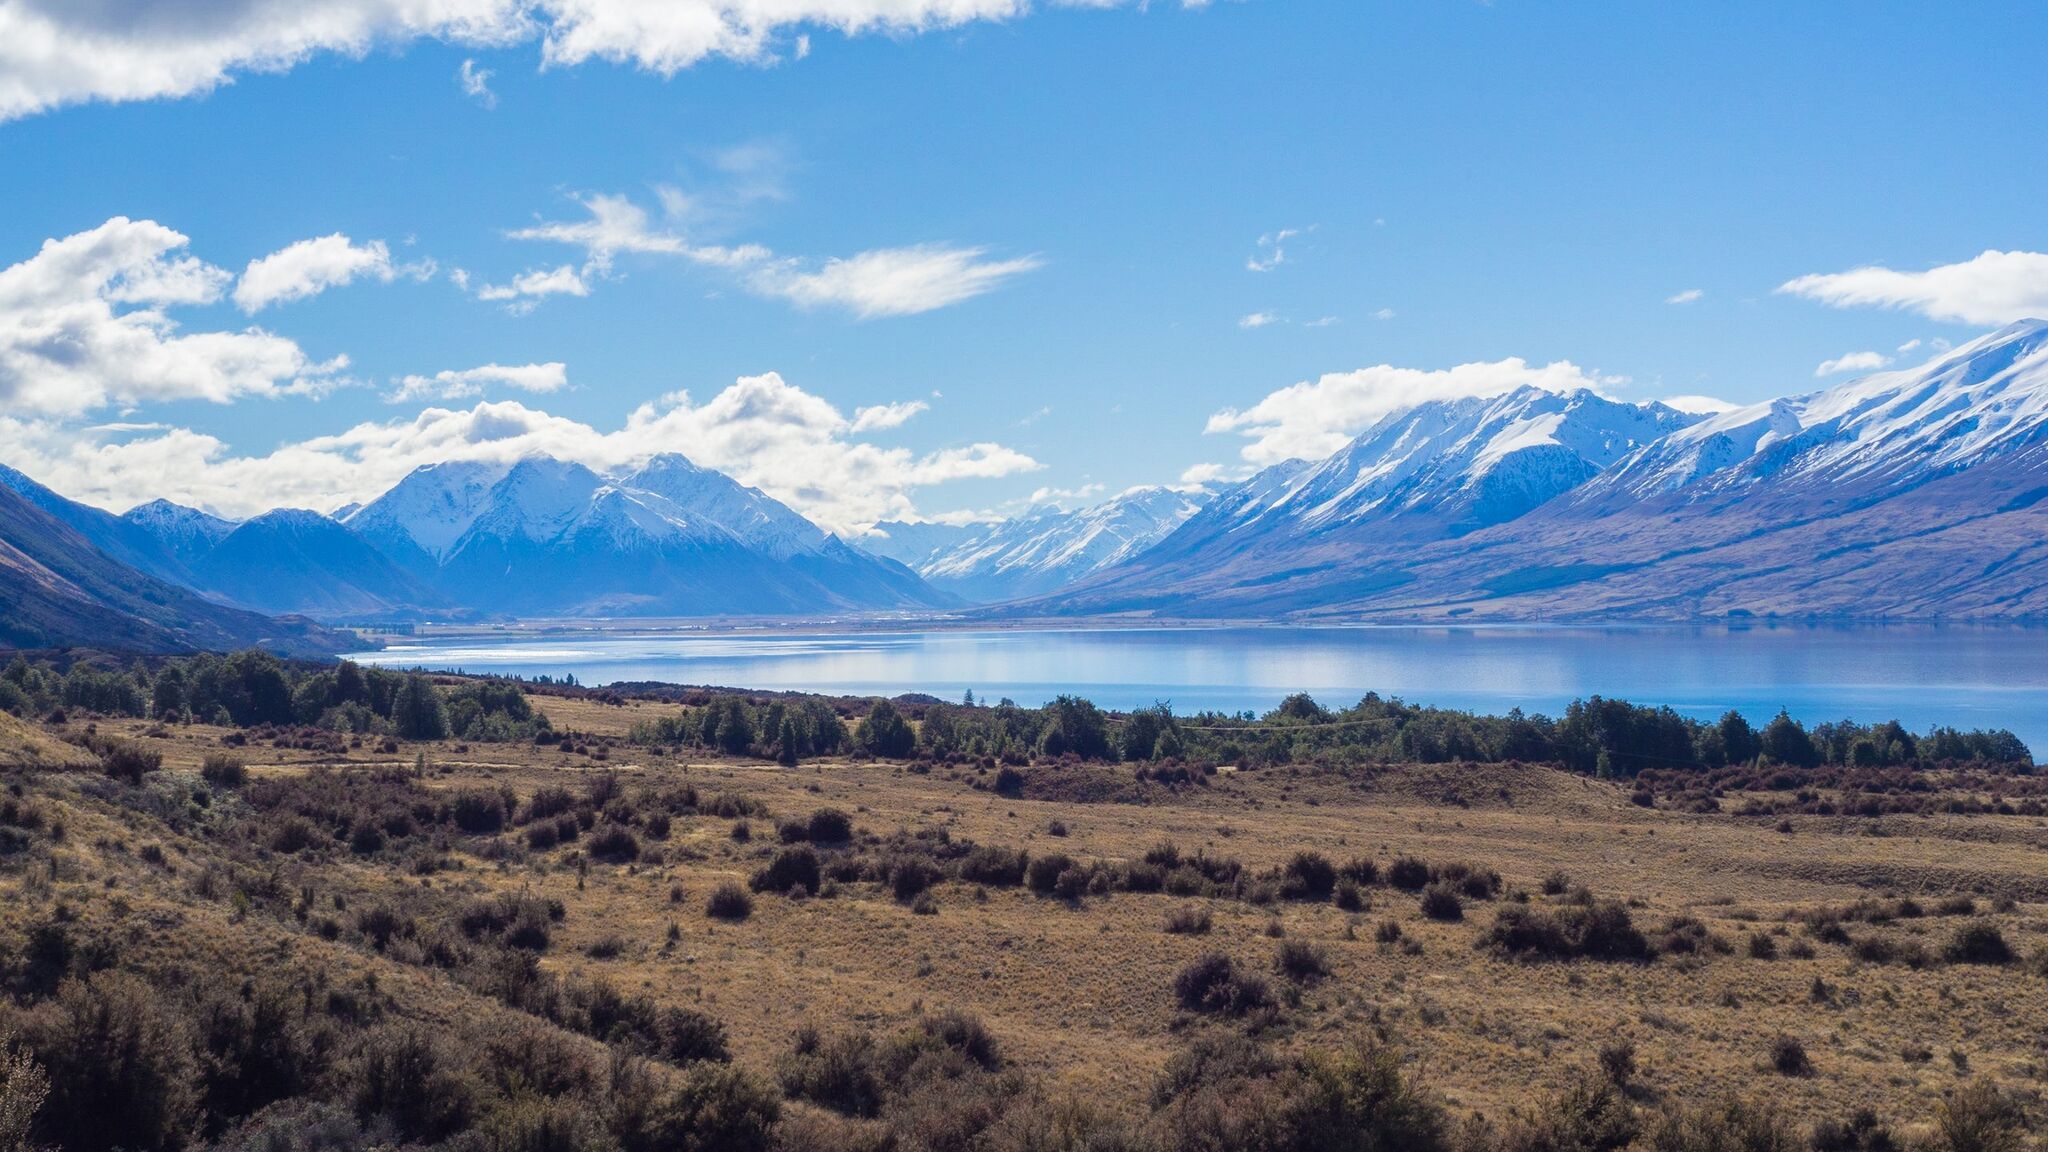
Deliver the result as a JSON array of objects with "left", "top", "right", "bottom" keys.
[{"left": 3, "top": 0, "right": 2046, "bottom": 531}]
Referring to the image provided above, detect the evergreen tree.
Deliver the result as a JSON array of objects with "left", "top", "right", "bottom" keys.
[
  {"left": 392, "top": 673, "right": 448, "bottom": 741},
  {"left": 777, "top": 717, "right": 801, "bottom": 766}
]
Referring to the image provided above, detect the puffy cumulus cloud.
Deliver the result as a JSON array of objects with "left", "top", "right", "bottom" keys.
[
  {"left": 0, "top": 372, "right": 1038, "bottom": 532},
  {"left": 388, "top": 361, "right": 568, "bottom": 402},
  {"left": 1778, "top": 250, "right": 2048, "bottom": 327},
  {"left": 506, "top": 192, "right": 1037, "bottom": 317},
  {"left": 1208, "top": 357, "right": 1615, "bottom": 465},
  {"left": 1813, "top": 350, "right": 1891, "bottom": 378},
  {"left": 0, "top": 0, "right": 1211, "bottom": 121},
  {"left": 746, "top": 244, "right": 1042, "bottom": 318},
  {"left": 233, "top": 233, "right": 427, "bottom": 312},
  {"left": 0, "top": 217, "right": 347, "bottom": 417},
  {"left": 1237, "top": 311, "right": 1276, "bottom": 329}
]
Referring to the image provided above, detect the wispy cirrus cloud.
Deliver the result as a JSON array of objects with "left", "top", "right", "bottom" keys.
[
  {"left": 1778, "top": 249, "right": 2048, "bottom": 326},
  {"left": 500, "top": 191, "right": 1038, "bottom": 318}
]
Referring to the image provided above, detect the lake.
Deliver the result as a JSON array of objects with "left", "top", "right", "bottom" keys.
[{"left": 348, "top": 623, "right": 2048, "bottom": 755}]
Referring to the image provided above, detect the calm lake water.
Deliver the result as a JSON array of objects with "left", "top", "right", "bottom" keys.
[{"left": 350, "top": 624, "right": 2048, "bottom": 757}]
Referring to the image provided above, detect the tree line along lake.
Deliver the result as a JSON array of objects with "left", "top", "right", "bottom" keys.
[{"left": 348, "top": 623, "right": 2048, "bottom": 760}]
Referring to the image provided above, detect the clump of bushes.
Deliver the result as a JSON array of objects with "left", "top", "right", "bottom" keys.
[
  {"left": 1482, "top": 899, "right": 1651, "bottom": 962},
  {"left": 959, "top": 845, "right": 1028, "bottom": 887},
  {"left": 1770, "top": 1034, "right": 1812, "bottom": 1077},
  {"left": 1172, "top": 953, "right": 1275, "bottom": 1019},
  {"left": 1164, "top": 906, "right": 1213, "bottom": 935},
  {"left": 1274, "top": 940, "right": 1329, "bottom": 984},
  {"left": 706, "top": 882, "right": 754, "bottom": 921},
  {"left": 1944, "top": 921, "right": 2013, "bottom": 965},
  {"left": 200, "top": 752, "right": 246, "bottom": 788},
  {"left": 1419, "top": 883, "right": 1464, "bottom": 922},
  {"left": 751, "top": 846, "right": 822, "bottom": 896}
]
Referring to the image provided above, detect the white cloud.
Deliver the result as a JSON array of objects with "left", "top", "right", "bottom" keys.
[
  {"left": 1813, "top": 350, "right": 1892, "bottom": 377},
  {"left": 1666, "top": 288, "right": 1704, "bottom": 305},
  {"left": 1371, "top": 307, "right": 1396, "bottom": 321},
  {"left": 1245, "top": 227, "right": 1300, "bottom": 273},
  {"left": 1026, "top": 482, "right": 1106, "bottom": 510},
  {"left": 747, "top": 244, "right": 1041, "bottom": 318},
  {"left": 0, "top": 373, "right": 1039, "bottom": 532},
  {"left": 1662, "top": 394, "right": 1738, "bottom": 415},
  {"left": 389, "top": 361, "right": 568, "bottom": 402},
  {"left": 1896, "top": 338, "right": 1921, "bottom": 354},
  {"left": 1303, "top": 316, "right": 1339, "bottom": 328},
  {"left": 1238, "top": 311, "right": 1276, "bottom": 329},
  {"left": 476, "top": 263, "right": 590, "bottom": 309},
  {"left": 850, "top": 399, "right": 927, "bottom": 432},
  {"left": 1178, "top": 461, "right": 1240, "bottom": 485},
  {"left": 459, "top": 58, "right": 497, "bottom": 106},
  {"left": 0, "top": 0, "right": 1221, "bottom": 121},
  {"left": 1778, "top": 250, "right": 2048, "bottom": 326},
  {"left": 0, "top": 0, "right": 1120, "bottom": 122},
  {"left": 0, "top": 217, "right": 347, "bottom": 417},
  {"left": 505, "top": 193, "right": 1033, "bottom": 317},
  {"left": 234, "top": 233, "right": 417, "bottom": 312},
  {"left": 1208, "top": 357, "right": 1614, "bottom": 465}
]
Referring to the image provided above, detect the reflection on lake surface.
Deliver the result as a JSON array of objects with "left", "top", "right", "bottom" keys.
[{"left": 350, "top": 624, "right": 2048, "bottom": 756}]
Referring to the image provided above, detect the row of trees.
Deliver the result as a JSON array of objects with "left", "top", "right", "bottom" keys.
[
  {"left": 0, "top": 652, "right": 549, "bottom": 744},
  {"left": 628, "top": 687, "right": 2031, "bottom": 775}
]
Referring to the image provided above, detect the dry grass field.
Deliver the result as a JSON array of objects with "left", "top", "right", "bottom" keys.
[{"left": 7, "top": 688, "right": 2046, "bottom": 1151}]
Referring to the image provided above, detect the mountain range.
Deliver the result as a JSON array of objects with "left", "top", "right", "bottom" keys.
[
  {"left": 869, "top": 486, "right": 1208, "bottom": 602},
  {"left": 1017, "top": 319, "right": 2048, "bottom": 620},
  {"left": 3, "top": 319, "right": 2045, "bottom": 652}
]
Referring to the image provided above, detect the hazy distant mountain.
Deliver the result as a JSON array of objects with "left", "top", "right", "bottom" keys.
[
  {"left": 346, "top": 453, "right": 953, "bottom": 617},
  {"left": 0, "top": 465, "right": 206, "bottom": 587},
  {"left": 912, "top": 487, "right": 1209, "bottom": 602},
  {"left": 858, "top": 520, "right": 979, "bottom": 568},
  {"left": 189, "top": 509, "right": 445, "bottom": 619},
  {"left": 0, "top": 481, "right": 344, "bottom": 654}
]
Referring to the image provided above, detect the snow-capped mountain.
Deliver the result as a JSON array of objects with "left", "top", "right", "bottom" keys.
[
  {"left": 1022, "top": 388, "right": 1696, "bottom": 615},
  {"left": 344, "top": 459, "right": 509, "bottom": 573},
  {"left": 910, "top": 486, "right": 1208, "bottom": 602},
  {"left": 1019, "top": 321, "right": 2048, "bottom": 621},
  {"left": 121, "top": 499, "right": 235, "bottom": 567},
  {"left": 347, "top": 453, "right": 953, "bottom": 617},
  {"left": 1577, "top": 319, "right": 2048, "bottom": 508},
  {"left": 1223, "top": 386, "right": 1697, "bottom": 536}
]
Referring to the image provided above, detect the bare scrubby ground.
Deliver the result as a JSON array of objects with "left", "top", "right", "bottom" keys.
[{"left": 4, "top": 696, "right": 2047, "bottom": 1147}]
